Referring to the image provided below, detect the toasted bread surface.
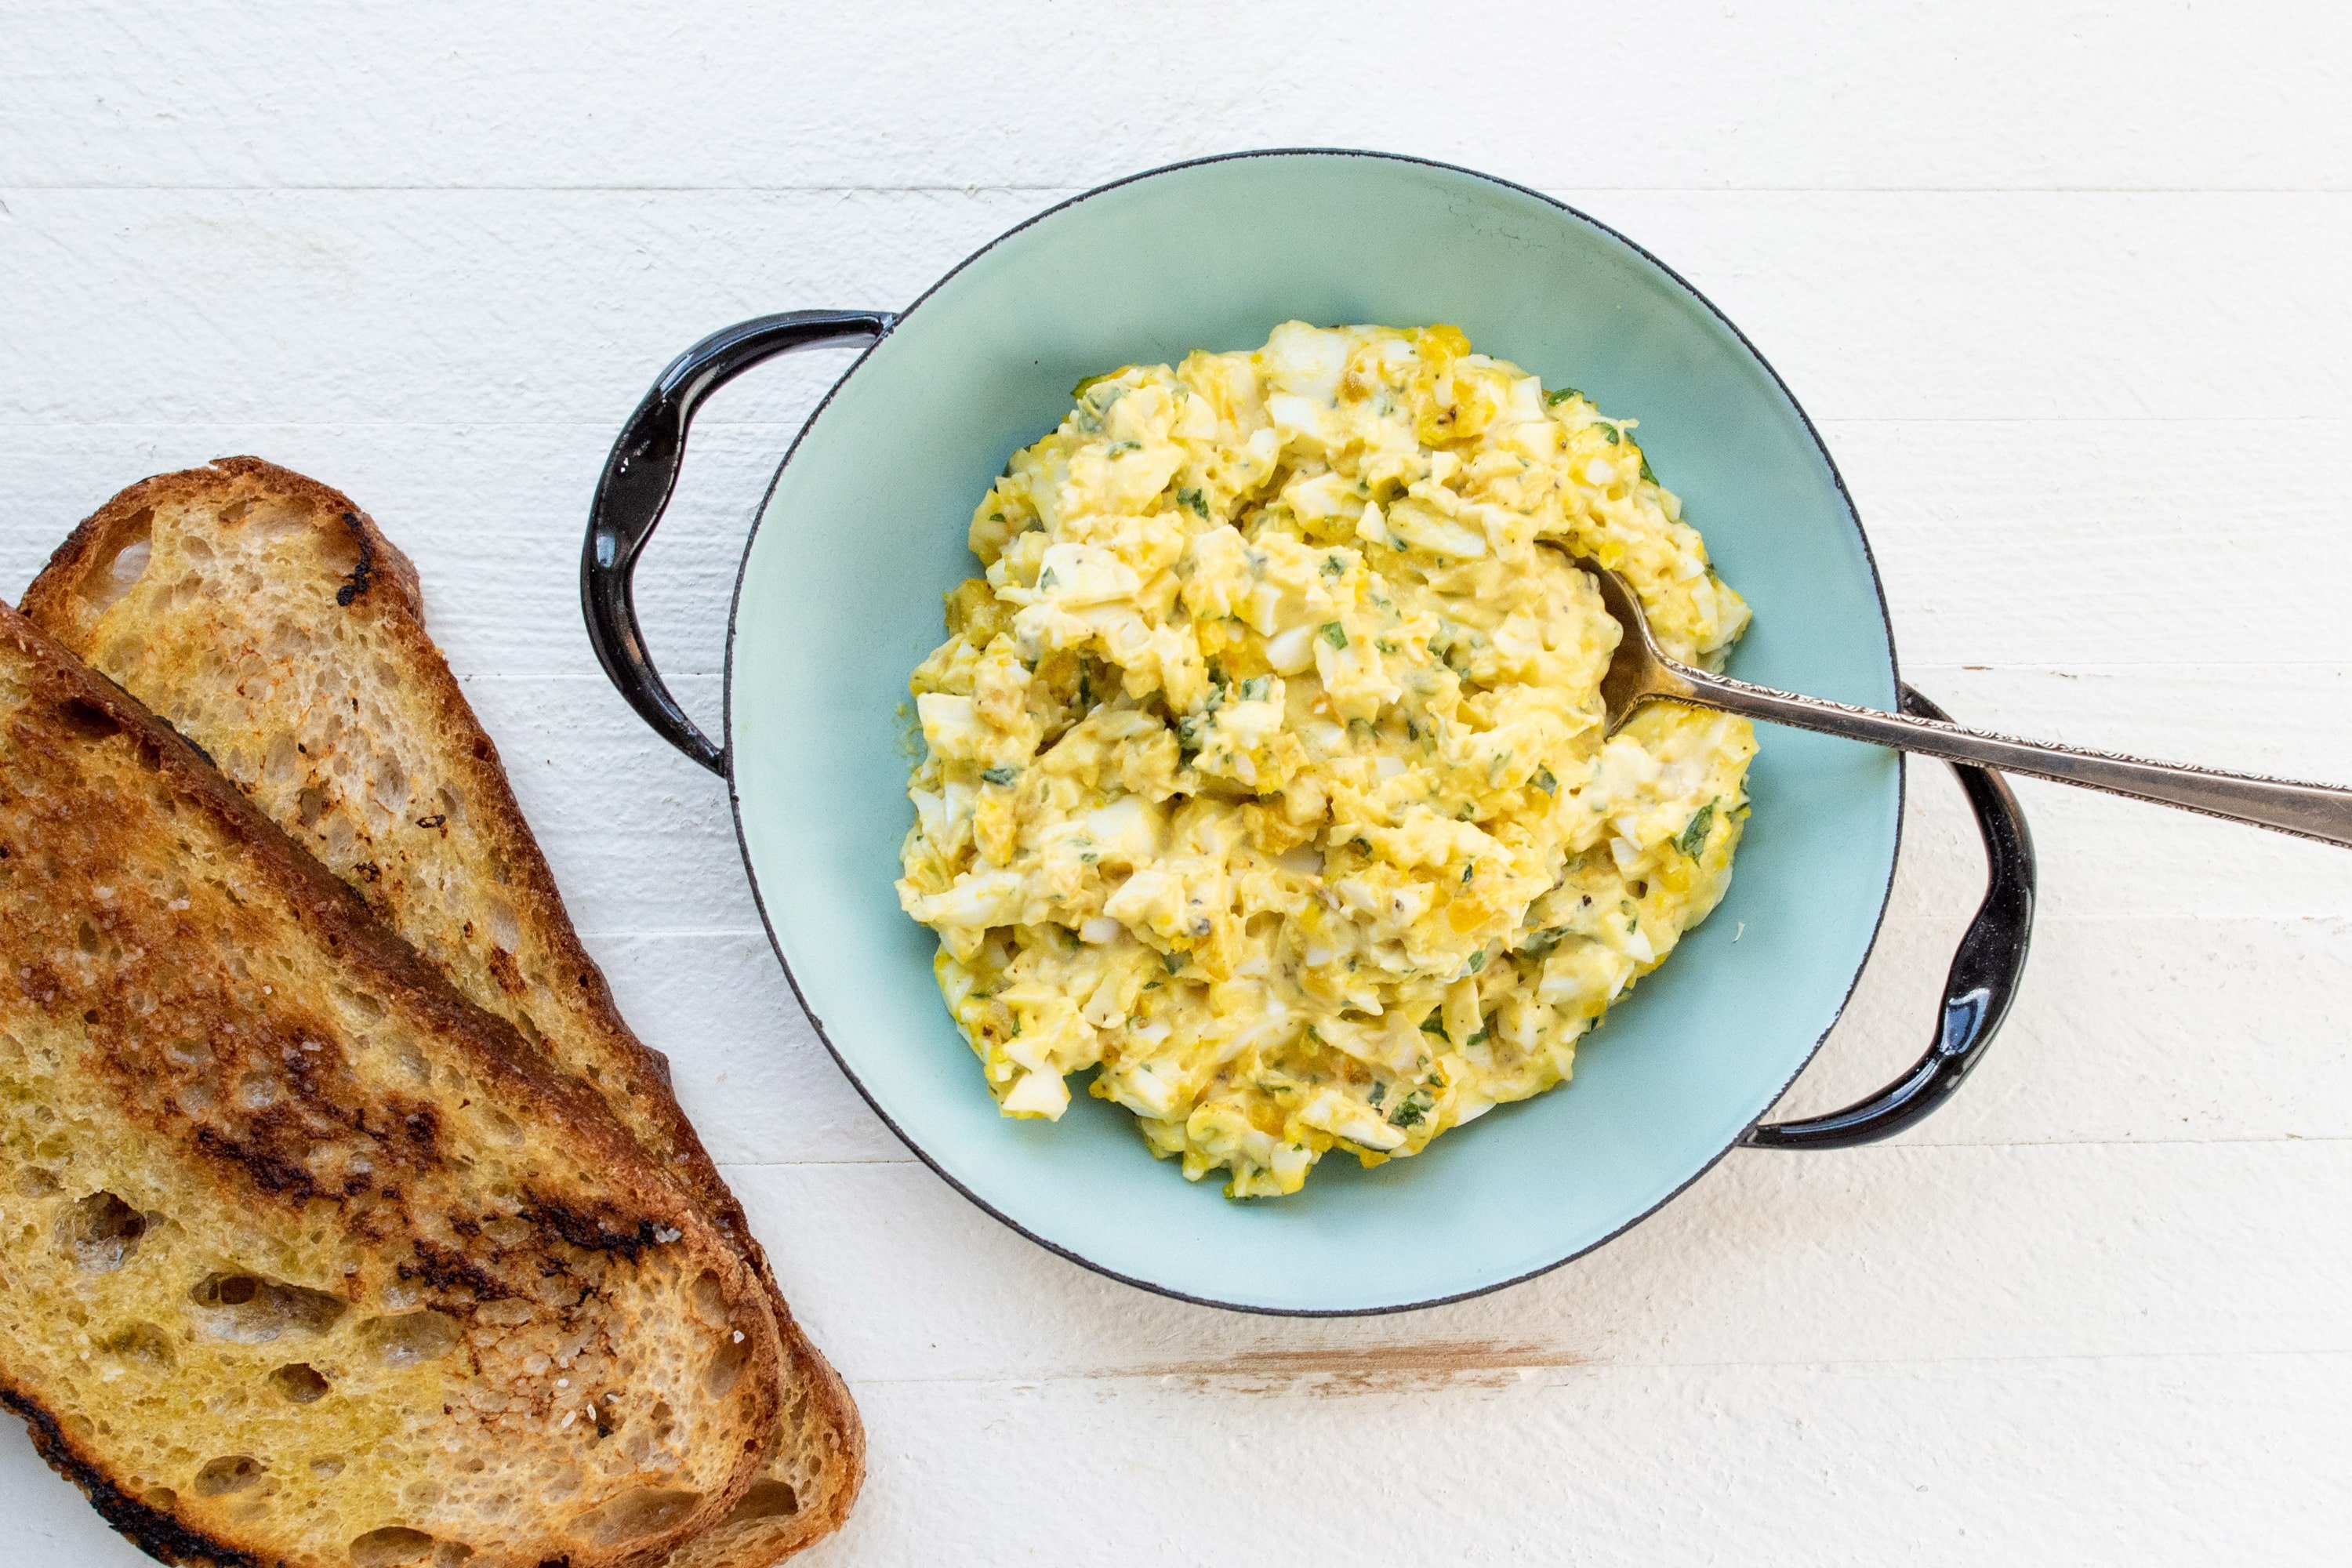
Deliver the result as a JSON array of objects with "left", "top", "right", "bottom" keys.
[
  {"left": 24, "top": 459, "right": 862, "bottom": 1562},
  {"left": 0, "top": 600, "right": 782, "bottom": 1566}
]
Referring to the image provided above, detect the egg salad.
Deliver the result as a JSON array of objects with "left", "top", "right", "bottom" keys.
[{"left": 895, "top": 323, "right": 1756, "bottom": 1197}]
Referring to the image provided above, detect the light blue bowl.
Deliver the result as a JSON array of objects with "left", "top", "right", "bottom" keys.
[{"left": 609, "top": 152, "right": 1915, "bottom": 1313}]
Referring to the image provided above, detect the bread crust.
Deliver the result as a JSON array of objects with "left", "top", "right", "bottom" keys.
[
  {"left": 0, "top": 598, "right": 784, "bottom": 1567},
  {"left": 1, "top": 1388, "right": 267, "bottom": 1568},
  {"left": 25, "top": 458, "right": 863, "bottom": 1561}
]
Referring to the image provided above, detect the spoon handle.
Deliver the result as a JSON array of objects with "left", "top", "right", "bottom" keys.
[{"left": 1671, "top": 668, "right": 2352, "bottom": 848}]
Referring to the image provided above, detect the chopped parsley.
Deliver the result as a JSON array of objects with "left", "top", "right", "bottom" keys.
[
  {"left": 1037, "top": 566, "right": 1058, "bottom": 589},
  {"left": 1676, "top": 800, "right": 1716, "bottom": 858},
  {"left": 1178, "top": 487, "right": 1210, "bottom": 519},
  {"left": 1367, "top": 1081, "right": 1387, "bottom": 1105},
  {"left": 1592, "top": 423, "right": 1621, "bottom": 445},
  {"left": 1321, "top": 554, "right": 1345, "bottom": 577},
  {"left": 1639, "top": 452, "right": 1658, "bottom": 485},
  {"left": 1544, "top": 386, "right": 1585, "bottom": 406},
  {"left": 1462, "top": 861, "right": 1476, "bottom": 884},
  {"left": 1388, "top": 1090, "right": 1433, "bottom": 1129},
  {"left": 1162, "top": 950, "right": 1186, "bottom": 975},
  {"left": 1239, "top": 675, "right": 1271, "bottom": 701},
  {"left": 1518, "top": 926, "right": 1567, "bottom": 960},
  {"left": 981, "top": 766, "right": 1018, "bottom": 786},
  {"left": 1375, "top": 637, "right": 1399, "bottom": 653},
  {"left": 1465, "top": 1029, "right": 1490, "bottom": 1050},
  {"left": 1420, "top": 1012, "right": 1446, "bottom": 1036},
  {"left": 1319, "top": 622, "right": 1348, "bottom": 651},
  {"left": 1534, "top": 766, "right": 1559, "bottom": 795},
  {"left": 1467, "top": 949, "right": 1486, "bottom": 973}
]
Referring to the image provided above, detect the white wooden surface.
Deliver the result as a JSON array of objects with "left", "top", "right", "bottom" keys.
[{"left": 6, "top": 3, "right": 2351, "bottom": 1561}]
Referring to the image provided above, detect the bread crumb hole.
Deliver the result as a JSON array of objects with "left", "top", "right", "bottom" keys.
[
  {"left": 88, "top": 511, "right": 154, "bottom": 613},
  {"left": 264, "top": 731, "right": 303, "bottom": 789},
  {"left": 62, "top": 1191, "right": 147, "bottom": 1272},
  {"left": 348, "top": 1526, "right": 437, "bottom": 1566},
  {"left": 358, "top": 1309, "right": 463, "bottom": 1367},
  {"left": 193, "top": 1455, "right": 263, "bottom": 1497},
  {"left": 332, "top": 984, "right": 387, "bottom": 1022},
  {"left": 704, "top": 1334, "right": 750, "bottom": 1399},
  {"left": 481, "top": 1214, "right": 532, "bottom": 1247},
  {"left": 58, "top": 699, "right": 121, "bottom": 743},
  {"left": 270, "top": 1362, "right": 331, "bottom": 1403},
  {"left": 688, "top": 1269, "right": 728, "bottom": 1328},
  {"left": 188, "top": 1272, "right": 348, "bottom": 1341},
  {"left": 100, "top": 1322, "right": 176, "bottom": 1370},
  {"left": 474, "top": 1297, "right": 535, "bottom": 1327},
  {"left": 568, "top": 1487, "right": 703, "bottom": 1546},
  {"left": 728, "top": 1480, "right": 800, "bottom": 1523}
]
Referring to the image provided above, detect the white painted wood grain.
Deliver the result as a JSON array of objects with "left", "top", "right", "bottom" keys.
[
  {"left": 786, "top": 1353, "right": 2352, "bottom": 1567},
  {"left": 5, "top": 4, "right": 2349, "bottom": 1563},
  {"left": 726, "top": 1141, "right": 2352, "bottom": 1380},
  {"left": 4, "top": 190, "right": 2349, "bottom": 428},
  {"left": 7, "top": 1, "right": 2349, "bottom": 195}
]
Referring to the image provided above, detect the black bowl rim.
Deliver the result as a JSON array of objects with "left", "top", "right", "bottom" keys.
[{"left": 714, "top": 146, "right": 1905, "bottom": 1318}]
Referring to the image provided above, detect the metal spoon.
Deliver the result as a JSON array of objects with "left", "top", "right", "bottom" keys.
[{"left": 1563, "top": 551, "right": 2352, "bottom": 848}]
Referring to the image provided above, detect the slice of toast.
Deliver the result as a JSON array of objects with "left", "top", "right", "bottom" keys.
[
  {"left": 0, "top": 597, "right": 784, "bottom": 1567},
  {"left": 23, "top": 459, "right": 863, "bottom": 1565}
]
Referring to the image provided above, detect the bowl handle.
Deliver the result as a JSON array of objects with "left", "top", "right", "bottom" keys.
[
  {"left": 583, "top": 309, "right": 897, "bottom": 775},
  {"left": 1743, "top": 685, "right": 2037, "bottom": 1149}
]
